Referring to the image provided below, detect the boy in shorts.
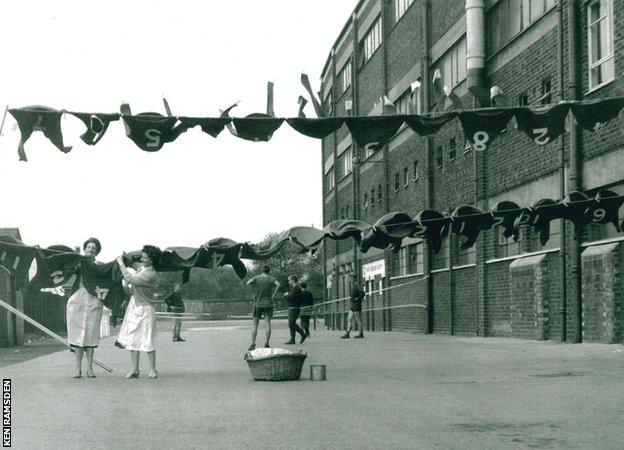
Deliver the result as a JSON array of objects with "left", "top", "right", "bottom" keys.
[{"left": 246, "top": 266, "right": 280, "bottom": 350}]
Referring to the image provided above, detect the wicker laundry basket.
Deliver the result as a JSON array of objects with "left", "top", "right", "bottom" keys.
[{"left": 244, "top": 348, "right": 307, "bottom": 381}]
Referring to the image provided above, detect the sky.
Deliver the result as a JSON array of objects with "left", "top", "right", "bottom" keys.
[{"left": 0, "top": 0, "right": 360, "bottom": 261}]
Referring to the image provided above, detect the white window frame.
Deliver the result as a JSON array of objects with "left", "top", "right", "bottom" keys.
[
  {"left": 587, "top": 0, "right": 614, "bottom": 91},
  {"left": 342, "top": 146, "right": 353, "bottom": 176},
  {"left": 434, "top": 38, "right": 467, "bottom": 91},
  {"left": 326, "top": 168, "right": 335, "bottom": 191},
  {"left": 362, "top": 17, "right": 382, "bottom": 64},
  {"left": 394, "top": 0, "right": 414, "bottom": 22},
  {"left": 395, "top": 246, "right": 408, "bottom": 276},
  {"left": 340, "top": 62, "right": 352, "bottom": 94}
]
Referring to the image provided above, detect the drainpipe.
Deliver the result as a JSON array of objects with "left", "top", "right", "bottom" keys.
[
  {"left": 330, "top": 48, "right": 340, "bottom": 329},
  {"left": 557, "top": 0, "right": 567, "bottom": 342},
  {"left": 567, "top": 0, "right": 582, "bottom": 343},
  {"left": 421, "top": 0, "right": 434, "bottom": 334},
  {"left": 465, "top": 0, "right": 489, "bottom": 104},
  {"left": 352, "top": 12, "right": 360, "bottom": 285},
  {"left": 380, "top": 1, "right": 392, "bottom": 332}
]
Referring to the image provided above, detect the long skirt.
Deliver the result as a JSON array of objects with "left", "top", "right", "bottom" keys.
[
  {"left": 66, "top": 285, "right": 103, "bottom": 348},
  {"left": 117, "top": 297, "right": 156, "bottom": 352}
]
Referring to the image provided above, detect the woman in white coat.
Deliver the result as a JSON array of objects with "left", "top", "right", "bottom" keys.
[{"left": 116, "top": 245, "right": 161, "bottom": 379}]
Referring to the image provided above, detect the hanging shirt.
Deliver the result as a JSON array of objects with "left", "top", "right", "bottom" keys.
[
  {"left": 69, "top": 112, "right": 120, "bottom": 145},
  {"left": 286, "top": 117, "right": 344, "bottom": 139},
  {"left": 9, "top": 106, "right": 72, "bottom": 161},
  {"left": 231, "top": 114, "right": 284, "bottom": 142},
  {"left": 122, "top": 113, "right": 186, "bottom": 151},
  {"left": 404, "top": 113, "right": 455, "bottom": 136},
  {"left": 459, "top": 108, "right": 515, "bottom": 151},
  {"left": 412, "top": 210, "right": 451, "bottom": 254},
  {"left": 450, "top": 205, "right": 493, "bottom": 250},
  {"left": 345, "top": 116, "right": 406, "bottom": 153},
  {"left": 514, "top": 103, "right": 570, "bottom": 146},
  {"left": 571, "top": 97, "right": 624, "bottom": 131}
]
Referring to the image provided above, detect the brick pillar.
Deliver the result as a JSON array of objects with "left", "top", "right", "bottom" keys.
[
  {"left": 581, "top": 242, "right": 622, "bottom": 344},
  {"left": 509, "top": 254, "right": 550, "bottom": 340}
]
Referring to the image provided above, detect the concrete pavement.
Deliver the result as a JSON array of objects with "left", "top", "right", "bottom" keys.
[{"left": 2, "top": 319, "right": 624, "bottom": 449}]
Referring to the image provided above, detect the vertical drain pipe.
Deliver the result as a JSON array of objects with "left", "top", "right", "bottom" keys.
[
  {"left": 466, "top": 0, "right": 487, "bottom": 335},
  {"left": 557, "top": 0, "right": 568, "bottom": 342},
  {"left": 466, "top": 0, "right": 488, "bottom": 104},
  {"left": 567, "top": 0, "right": 583, "bottom": 343},
  {"left": 421, "top": 0, "right": 433, "bottom": 334}
]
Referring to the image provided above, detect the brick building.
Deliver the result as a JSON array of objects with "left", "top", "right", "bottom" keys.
[{"left": 320, "top": 0, "right": 624, "bottom": 343}]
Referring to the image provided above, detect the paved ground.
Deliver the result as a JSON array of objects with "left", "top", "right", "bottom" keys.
[{"left": 2, "top": 319, "right": 624, "bottom": 449}]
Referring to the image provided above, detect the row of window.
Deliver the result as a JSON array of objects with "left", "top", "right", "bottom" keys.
[
  {"left": 328, "top": 219, "right": 619, "bottom": 282},
  {"left": 488, "top": 0, "right": 613, "bottom": 90},
  {"left": 488, "top": 0, "right": 557, "bottom": 54},
  {"left": 325, "top": 0, "right": 613, "bottom": 115},
  {"left": 390, "top": 218, "right": 622, "bottom": 277}
]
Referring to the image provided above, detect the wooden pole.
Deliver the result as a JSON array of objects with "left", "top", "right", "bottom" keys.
[{"left": 0, "top": 297, "right": 113, "bottom": 372}]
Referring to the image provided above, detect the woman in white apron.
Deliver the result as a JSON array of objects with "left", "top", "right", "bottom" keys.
[
  {"left": 116, "top": 245, "right": 161, "bottom": 379},
  {"left": 66, "top": 238, "right": 103, "bottom": 379}
]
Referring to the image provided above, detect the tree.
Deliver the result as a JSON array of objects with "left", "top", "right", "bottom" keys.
[{"left": 247, "top": 231, "right": 324, "bottom": 305}]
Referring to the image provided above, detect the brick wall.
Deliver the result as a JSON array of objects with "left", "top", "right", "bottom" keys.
[
  {"left": 581, "top": 242, "right": 623, "bottom": 343},
  {"left": 452, "top": 267, "right": 478, "bottom": 335}
]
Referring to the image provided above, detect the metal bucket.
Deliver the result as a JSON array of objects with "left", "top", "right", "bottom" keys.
[{"left": 310, "top": 364, "right": 326, "bottom": 381}]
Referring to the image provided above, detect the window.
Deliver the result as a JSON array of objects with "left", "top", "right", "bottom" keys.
[
  {"left": 341, "top": 146, "right": 353, "bottom": 177},
  {"left": 339, "top": 62, "right": 352, "bottom": 94},
  {"left": 394, "top": 173, "right": 400, "bottom": 192},
  {"left": 370, "top": 188, "right": 375, "bottom": 207},
  {"left": 409, "top": 241, "right": 424, "bottom": 274},
  {"left": 497, "top": 227, "right": 522, "bottom": 258},
  {"left": 587, "top": 0, "right": 614, "bottom": 90},
  {"left": 395, "top": 0, "right": 414, "bottom": 22},
  {"left": 364, "top": 193, "right": 369, "bottom": 210},
  {"left": 413, "top": 160, "right": 419, "bottom": 180},
  {"left": 393, "top": 246, "right": 409, "bottom": 276},
  {"left": 361, "top": 17, "right": 382, "bottom": 65},
  {"left": 325, "top": 91, "right": 333, "bottom": 116},
  {"left": 364, "top": 144, "right": 375, "bottom": 159},
  {"left": 432, "top": 38, "right": 467, "bottom": 91},
  {"left": 395, "top": 90, "right": 410, "bottom": 115},
  {"left": 412, "top": 83, "right": 422, "bottom": 114},
  {"left": 453, "top": 237, "right": 476, "bottom": 266},
  {"left": 403, "top": 167, "right": 409, "bottom": 187},
  {"left": 585, "top": 218, "right": 620, "bottom": 243},
  {"left": 488, "top": 0, "right": 557, "bottom": 54},
  {"left": 540, "top": 78, "right": 552, "bottom": 105},
  {"left": 346, "top": 204, "right": 350, "bottom": 219},
  {"left": 436, "top": 146, "right": 443, "bottom": 169},
  {"left": 377, "top": 184, "right": 383, "bottom": 203},
  {"left": 432, "top": 234, "right": 450, "bottom": 270},
  {"left": 528, "top": 220, "right": 561, "bottom": 251},
  {"left": 449, "top": 138, "right": 457, "bottom": 161},
  {"left": 518, "top": 92, "right": 529, "bottom": 106},
  {"left": 326, "top": 169, "right": 335, "bottom": 192}
]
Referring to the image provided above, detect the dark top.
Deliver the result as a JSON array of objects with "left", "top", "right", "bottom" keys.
[
  {"left": 349, "top": 283, "right": 365, "bottom": 311},
  {"left": 300, "top": 289, "right": 314, "bottom": 306},
  {"left": 285, "top": 285, "right": 305, "bottom": 308},
  {"left": 165, "top": 290, "right": 184, "bottom": 308}
]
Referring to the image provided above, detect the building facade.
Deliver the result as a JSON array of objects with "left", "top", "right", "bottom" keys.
[{"left": 320, "top": 0, "right": 624, "bottom": 343}]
